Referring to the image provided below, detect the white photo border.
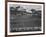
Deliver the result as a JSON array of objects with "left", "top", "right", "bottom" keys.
[{"left": 7, "top": 2, "right": 44, "bottom": 35}]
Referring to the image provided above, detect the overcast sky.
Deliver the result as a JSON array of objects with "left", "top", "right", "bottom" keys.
[{"left": 10, "top": 4, "right": 42, "bottom": 10}]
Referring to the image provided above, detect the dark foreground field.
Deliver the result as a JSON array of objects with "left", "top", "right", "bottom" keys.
[{"left": 10, "top": 15, "right": 41, "bottom": 32}]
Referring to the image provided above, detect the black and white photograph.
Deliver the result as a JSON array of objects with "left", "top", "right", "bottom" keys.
[{"left": 7, "top": 2, "right": 44, "bottom": 35}]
